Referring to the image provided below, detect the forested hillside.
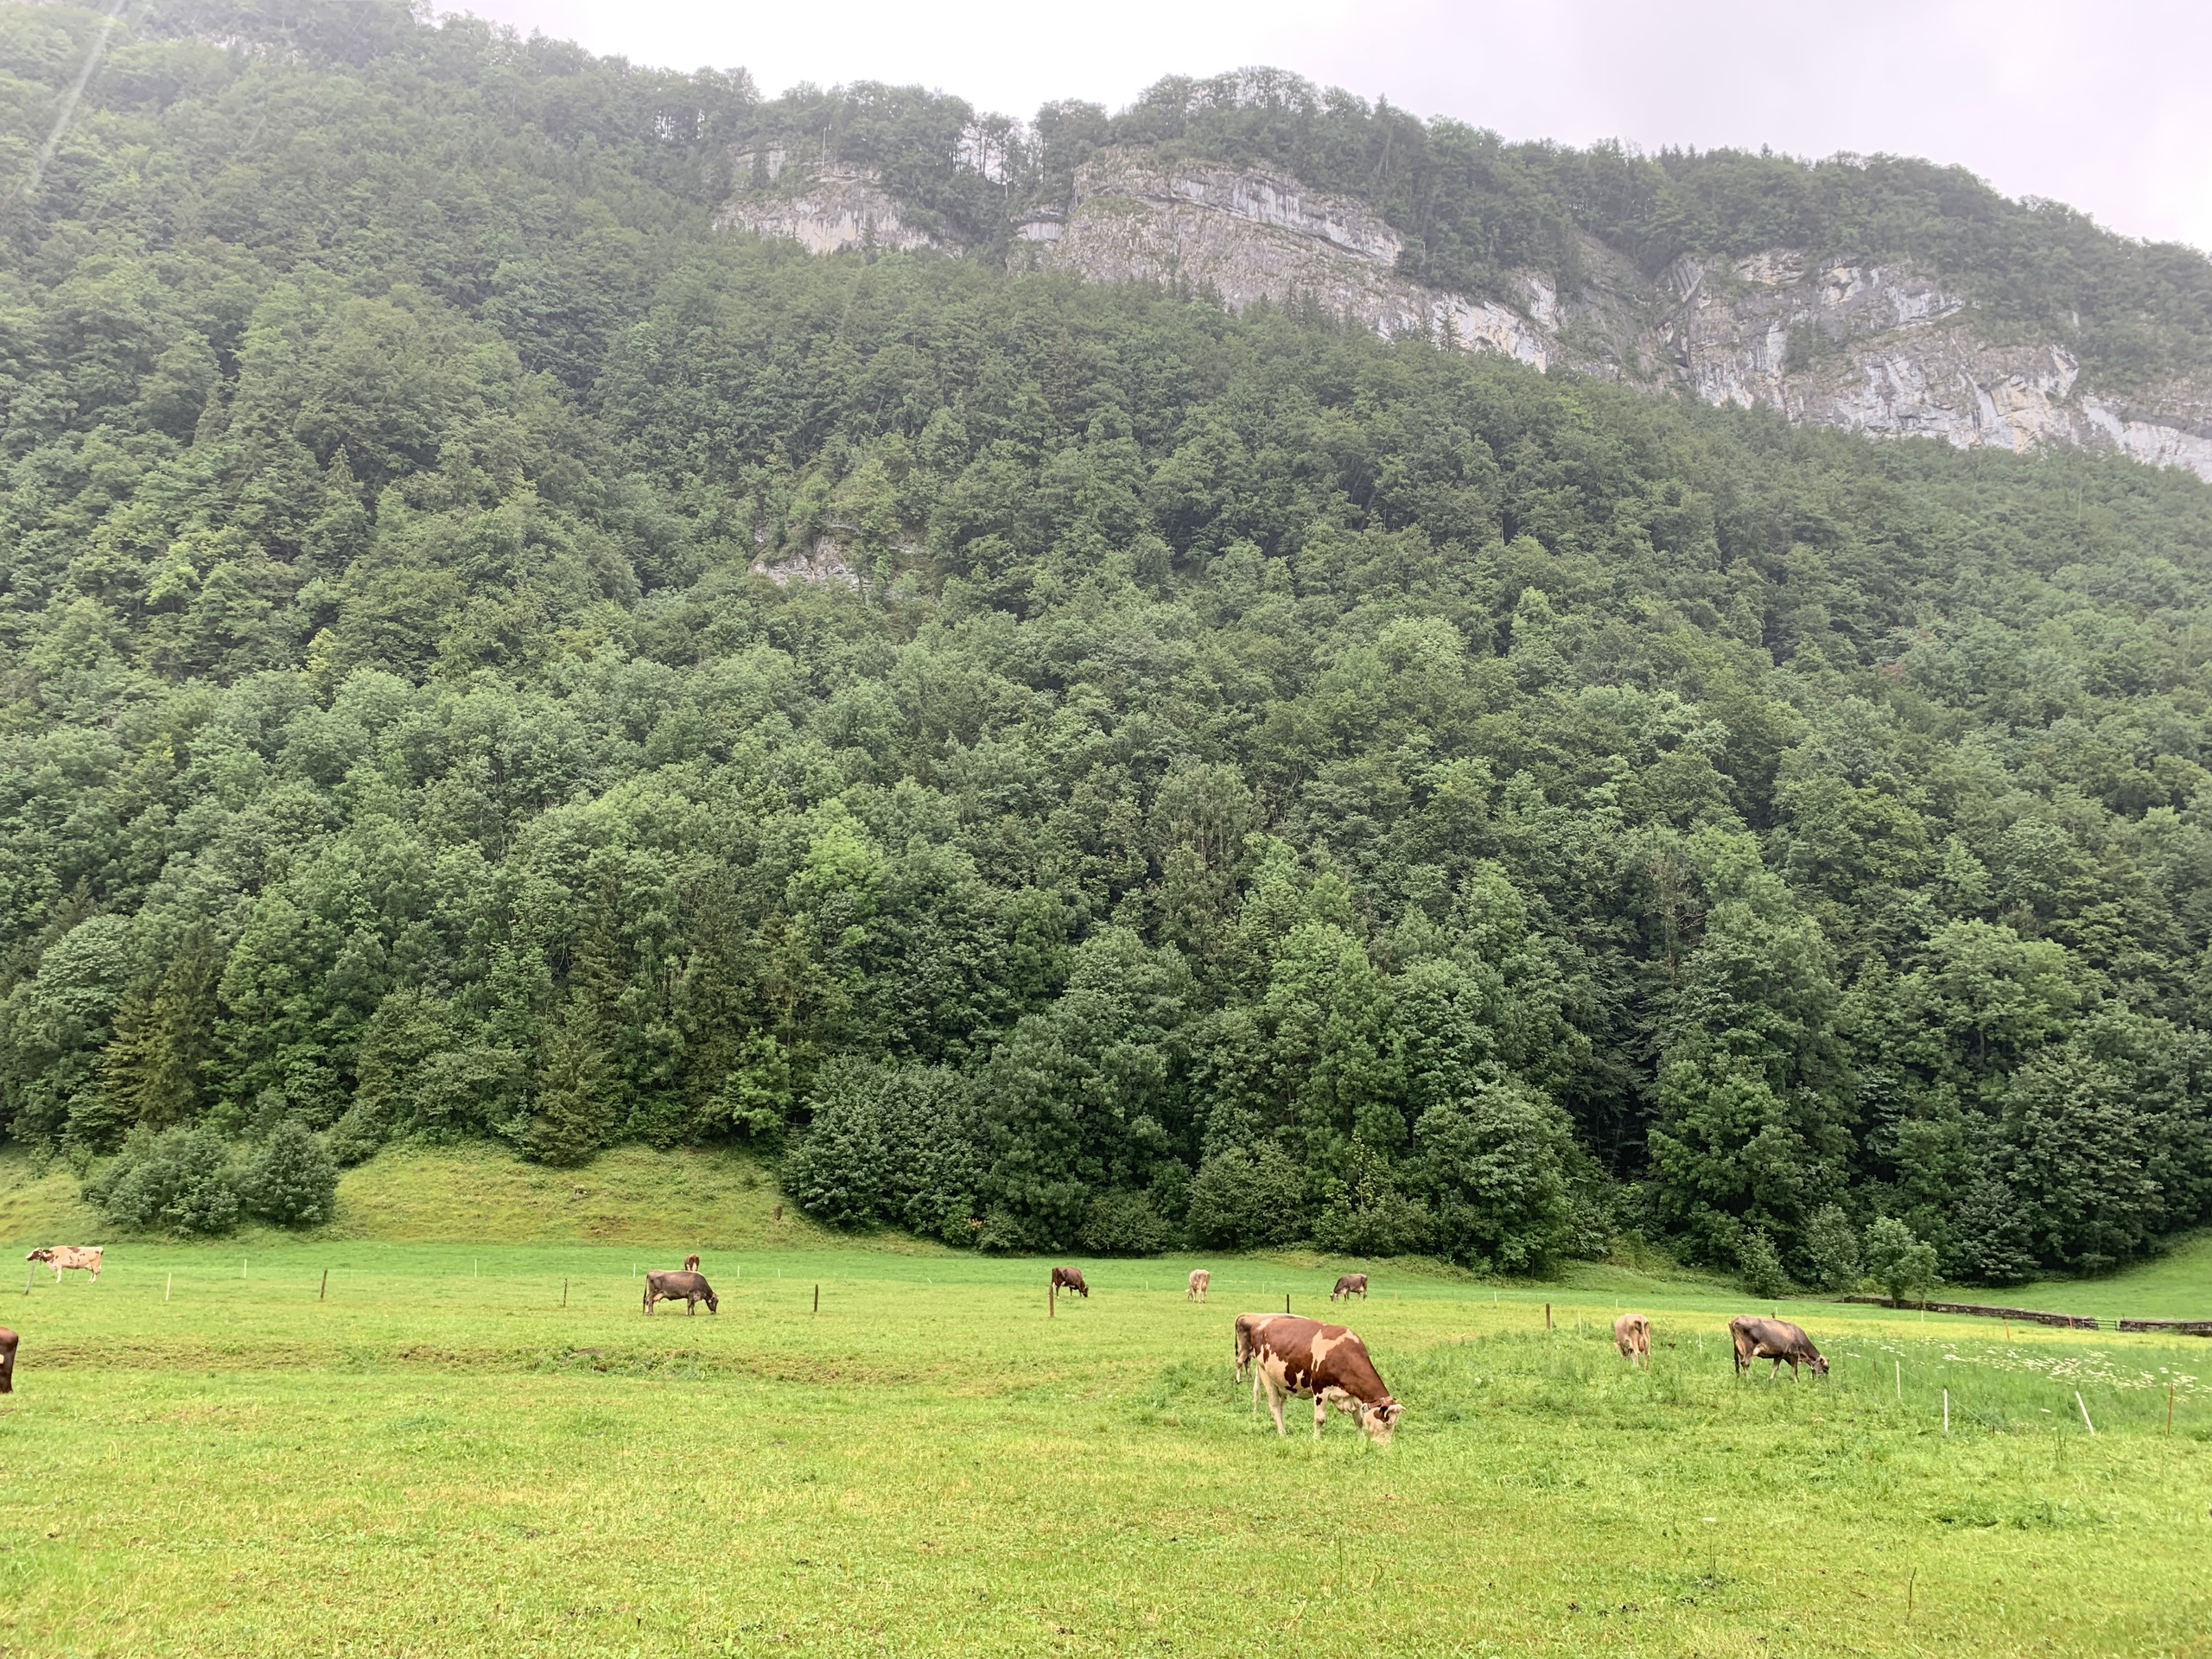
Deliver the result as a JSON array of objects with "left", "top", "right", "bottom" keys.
[{"left": 5, "top": 0, "right": 2212, "bottom": 1282}]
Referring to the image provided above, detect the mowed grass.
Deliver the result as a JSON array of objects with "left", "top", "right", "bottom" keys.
[{"left": 2, "top": 1234, "right": 2209, "bottom": 1657}]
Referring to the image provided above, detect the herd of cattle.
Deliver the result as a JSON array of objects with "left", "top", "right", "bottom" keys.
[{"left": 1, "top": 1243, "right": 1835, "bottom": 1427}]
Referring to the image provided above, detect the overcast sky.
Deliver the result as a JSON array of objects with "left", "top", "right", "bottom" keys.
[{"left": 454, "top": 0, "right": 2212, "bottom": 253}]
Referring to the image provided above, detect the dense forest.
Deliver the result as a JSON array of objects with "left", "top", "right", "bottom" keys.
[{"left": 5, "top": 1, "right": 2212, "bottom": 1286}]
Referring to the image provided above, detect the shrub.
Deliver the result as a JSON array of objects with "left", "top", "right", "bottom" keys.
[
  {"left": 784, "top": 1059, "right": 982, "bottom": 1242},
  {"left": 1865, "top": 1215, "right": 1941, "bottom": 1305},
  {"left": 85, "top": 1128, "right": 241, "bottom": 1236},
  {"left": 238, "top": 1119, "right": 339, "bottom": 1226},
  {"left": 1079, "top": 1189, "right": 1173, "bottom": 1255},
  {"left": 1948, "top": 1173, "right": 2037, "bottom": 1287},
  {"left": 1737, "top": 1229, "right": 1792, "bottom": 1299},
  {"left": 1802, "top": 1205, "right": 1864, "bottom": 1293},
  {"left": 1415, "top": 1081, "right": 1575, "bottom": 1271},
  {"left": 1183, "top": 1143, "right": 1306, "bottom": 1249}
]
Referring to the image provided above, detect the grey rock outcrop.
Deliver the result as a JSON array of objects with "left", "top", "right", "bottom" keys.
[
  {"left": 722, "top": 148, "right": 2212, "bottom": 481},
  {"left": 718, "top": 164, "right": 943, "bottom": 257}
]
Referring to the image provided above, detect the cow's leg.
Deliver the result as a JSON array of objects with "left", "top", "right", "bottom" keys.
[
  {"left": 1263, "top": 1375, "right": 1288, "bottom": 1437},
  {"left": 1313, "top": 1393, "right": 1327, "bottom": 1439}
]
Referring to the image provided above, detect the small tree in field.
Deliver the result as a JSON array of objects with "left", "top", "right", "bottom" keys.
[
  {"left": 1802, "top": 1205, "right": 1864, "bottom": 1292},
  {"left": 1738, "top": 1229, "right": 1792, "bottom": 1299},
  {"left": 1864, "top": 1216, "right": 1940, "bottom": 1306}
]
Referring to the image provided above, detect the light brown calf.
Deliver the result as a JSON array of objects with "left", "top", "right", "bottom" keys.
[
  {"left": 1614, "top": 1312, "right": 1651, "bottom": 1370},
  {"left": 26, "top": 1247, "right": 101, "bottom": 1283},
  {"left": 1187, "top": 1269, "right": 1210, "bottom": 1302}
]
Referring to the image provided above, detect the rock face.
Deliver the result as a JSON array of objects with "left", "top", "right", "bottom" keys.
[
  {"left": 718, "top": 165, "right": 942, "bottom": 257},
  {"left": 724, "top": 148, "right": 2212, "bottom": 480},
  {"left": 1014, "top": 152, "right": 1556, "bottom": 368},
  {"left": 1670, "top": 254, "right": 2212, "bottom": 476}
]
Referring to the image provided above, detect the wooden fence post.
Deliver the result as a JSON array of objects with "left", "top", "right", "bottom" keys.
[
  {"left": 562, "top": 1278, "right": 569, "bottom": 1307},
  {"left": 1545, "top": 1302, "right": 1552, "bottom": 1330},
  {"left": 813, "top": 1283, "right": 819, "bottom": 1315},
  {"left": 319, "top": 1268, "right": 328, "bottom": 1302}
]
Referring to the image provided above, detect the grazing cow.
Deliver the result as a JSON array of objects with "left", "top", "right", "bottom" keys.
[
  {"left": 25, "top": 1247, "right": 101, "bottom": 1283},
  {"left": 1232, "top": 1312, "right": 1283, "bottom": 1384},
  {"left": 643, "top": 1270, "right": 718, "bottom": 1316},
  {"left": 1050, "top": 1267, "right": 1089, "bottom": 1299},
  {"left": 1245, "top": 1316, "right": 1403, "bottom": 1443},
  {"left": 0, "top": 1326, "right": 15, "bottom": 1394},
  {"left": 683, "top": 1254, "right": 701, "bottom": 1273},
  {"left": 1614, "top": 1312, "right": 1652, "bottom": 1370},
  {"left": 1330, "top": 1273, "right": 1368, "bottom": 1302},
  {"left": 1729, "top": 1315, "right": 1828, "bottom": 1378},
  {"left": 1187, "top": 1269, "right": 1210, "bottom": 1303}
]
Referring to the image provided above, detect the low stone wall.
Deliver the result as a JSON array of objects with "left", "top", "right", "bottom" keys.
[{"left": 1840, "top": 1294, "right": 2212, "bottom": 1336}]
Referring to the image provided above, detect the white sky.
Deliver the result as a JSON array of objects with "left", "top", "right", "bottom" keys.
[{"left": 454, "top": 0, "right": 2212, "bottom": 252}]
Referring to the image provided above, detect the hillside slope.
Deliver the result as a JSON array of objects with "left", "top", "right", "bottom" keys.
[{"left": 3, "top": 0, "right": 2212, "bottom": 1287}]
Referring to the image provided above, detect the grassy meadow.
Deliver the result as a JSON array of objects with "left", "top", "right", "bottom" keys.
[{"left": 1, "top": 1148, "right": 2209, "bottom": 1656}]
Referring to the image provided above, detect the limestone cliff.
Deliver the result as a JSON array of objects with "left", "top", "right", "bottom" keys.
[
  {"left": 722, "top": 149, "right": 2212, "bottom": 482},
  {"left": 717, "top": 162, "right": 944, "bottom": 257}
]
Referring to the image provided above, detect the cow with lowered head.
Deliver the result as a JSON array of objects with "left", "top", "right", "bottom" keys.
[
  {"left": 643, "top": 1270, "right": 718, "bottom": 1316},
  {"left": 1243, "top": 1314, "right": 1403, "bottom": 1443},
  {"left": 1050, "top": 1267, "right": 1089, "bottom": 1298},
  {"left": 1729, "top": 1315, "right": 1827, "bottom": 1378}
]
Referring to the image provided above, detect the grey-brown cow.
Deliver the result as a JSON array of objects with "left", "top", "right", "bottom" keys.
[
  {"left": 1729, "top": 1315, "right": 1828, "bottom": 1378},
  {"left": 643, "top": 1270, "right": 718, "bottom": 1316},
  {"left": 1330, "top": 1273, "right": 1368, "bottom": 1301}
]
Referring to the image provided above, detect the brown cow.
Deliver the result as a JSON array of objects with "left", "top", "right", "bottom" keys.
[
  {"left": 1729, "top": 1315, "right": 1828, "bottom": 1378},
  {"left": 1614, "top": 1312, "right": 1651, "bottom": 1370},
  {"left": 643, "top": 1270, "right": 718, "bottom": 1316},
  {"left": 0, "top": 1326, "right": 15, "bottom": 1395},
  {"left": 1233, "top": 1312, "right": 1286, "bottom": 1384},
  {"left": 1330, "top": 1273, "right": 1368, "bottom": 1302},
  {"left": 683, "top": 1254, "right": 702, "bottom": 1273},
  {"left": 26, "top": 1246, "right": 101, "bottom": 1283},
  {"left": 1050, "top": 1267, "right": 1089, "bottom": 1299},
  {"left": 1186, "top": 1269, "right": 1210, "bottom": 1303},
  {"left": 1246, "top": 1315, "right": 1403, "bottom": 1442}
]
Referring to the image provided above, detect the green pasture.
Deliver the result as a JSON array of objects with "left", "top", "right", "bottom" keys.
[{"left": 1, "top": 1222, "right": 2208, "bottom": 1657}]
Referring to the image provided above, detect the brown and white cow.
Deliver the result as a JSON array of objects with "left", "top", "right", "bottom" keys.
[
  {"left": 1050, "top": 1267, "right": 1089, "bottom": 1299},
  {"left": 643, "top": 1270, "right": 718, "bottom": 1316},
  {"left": 1729, "top": 1315, "right": 1828, "bottom": 1378},
  {"left": 1244, "top": 1315, "right": 1403, "bottom": 1443},
  {"left": 683, "top": 1254, "right": 701, "bottom": 1273},
  {"left": 1614, "top": 1312, "right": 1651, "bottom": 1370},
  {"left": 1330, "top": 1273, "right": 1368, "bottom": 1302},
  {"left": 1232, "top": 1311, "right": 1291, "bottom": 1407},
  {"left": 0, "top": 1326, "right": 16, "bottom": 1395},
  {"left": 26, "top": 1247, "right": 101, "bottom": 1283},
  {"left": 1186, "top": 1269, "right": 1210, "bottom": 1303}
]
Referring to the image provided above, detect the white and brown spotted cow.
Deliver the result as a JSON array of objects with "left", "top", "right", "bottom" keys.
[
  {"left": 1187, "top": 1269, "right": 1210, "bottom": 1303},
  {"left": 1614, "top": 1312, "right": 1651, "bottom": 1370},
  {"left": 1244, "top": 1315, "right": 1403, "bottom": 1443},
  {"left": 26, "top": 1247, "right": 101, "bottom": 1283},
  {"left": 0, "top": 1326, "right": 16, "bottom": 1394}
]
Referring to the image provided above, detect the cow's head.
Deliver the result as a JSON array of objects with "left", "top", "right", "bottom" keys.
[
  {"left": 1808, "top": 1352, "right": 1830, "bottom": 1376},
  {"left": 706, "top": 1293, "right": 720, "bottom": 1314},
  {"left": 1359, "top": 1398, "right": 1404, "bottom": 1444},
  {"left": 24, "top": 1249, "right": 48, "bottom": 1263}
]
